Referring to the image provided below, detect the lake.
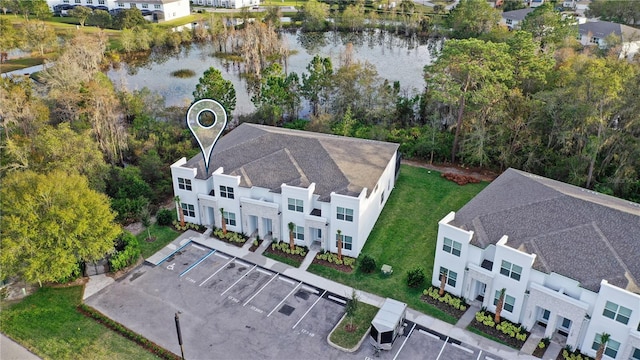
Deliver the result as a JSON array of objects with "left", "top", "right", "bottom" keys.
[{"left": 107, "top": 30, "right": 441, "bottom": 117}]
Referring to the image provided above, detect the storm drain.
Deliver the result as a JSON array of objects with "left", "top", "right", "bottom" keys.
[
  {"left": 279, "top": 304, "right": 295, "bottom": 316},
  {"left": 295, "top": 290, "right": 310, "bottom": 300}
]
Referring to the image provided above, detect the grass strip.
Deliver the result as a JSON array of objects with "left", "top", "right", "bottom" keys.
[
  {"left": 329, "top": 302, "right": 379, "bottom": 349},
  {"left": 137, "top": 224, "right": 180, "bottom": 259},
  {"left": 0, "top": 287, "right": 157, "bottom": 360},
  {"left": 263, "top": 251, "right": 302, "bottom": 268}
]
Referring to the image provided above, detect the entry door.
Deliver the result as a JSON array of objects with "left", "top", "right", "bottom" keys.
[{"left": 476, "top": 282, "right": 486, "bottom": 300}]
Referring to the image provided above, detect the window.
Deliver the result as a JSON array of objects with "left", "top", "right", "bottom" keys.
[
  {"left": 439, "top": 267, "right": 457, "bottom": 287},
  {"left": 181, "top": 203, "right": 195, "bottom": 217},
  {"left": 442, "top": 237, "right": 461, "bottom": 257},
  {"left": 506, "top": 19, "right": 512, "bottom": 25},
  {"left": 223, "top": 211, "right": 236, "bottom": 226},
  {"left": 118, "top": 2, "right": 124, "bottom": 7},
  {"left": 500, "top": 260, "right": 522, "bottom": 281},
  {"left": 98, "top": 0, "right": 105, "bottom": 4},
  {"left": 219, "top": 185, "right": 234, "bottom": 199},
  {"left": 336, "top": 234, "right": 353, "bottom": 251},
  {"left": 130, "top": 3, "right": 136, "bottom": 8},
  {"left": 63, "top": 0, "right": 69, "bottom": 3},
  {"left": 87, "top": 0, "right": 93, "bottom": 4},
  {"left": 631, "top": 347, "right": 640, "bottom": 360},
  {"left": 591, "top": 334, "right": 620, "bottom": 358},
  {"left": 494, "top": 291, "right": 515, "bottom": 313},
  {"left": 154, "top": 4, "right": 160, "bottom": 9},
  {"left": 590, "top": 37, "right": 600, "bottom": 44},
  {"left": 288, "top": 198, "right": 303, "bottom": 212},
  {"left": 337, "top": 207, "right": 354, "bottom": 222},
  {"left": 142, "top": 3, "right": 148, "bottom": 8},
  {"left": 602, "top": 301, "right": 632, "bottom": 325},
  {"left": 294, "top": 226, "right": 304, "bottom": 241},
  {"left": 75, "top": 0, "right": 81, "bottom": 3},
  {"left": 541, "top": 309, "right": 550, "bottom": 321},
  {"left": 380, "top": 191, "right": 385, "bottom": 204},
  {"left": 178, "top": 178, "right": 192, "bottom": 191}
]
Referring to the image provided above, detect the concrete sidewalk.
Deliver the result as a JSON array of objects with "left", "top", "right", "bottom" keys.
[
  {"left": 1, "top": 334, "right": 40, "bottom": 360},
  {"left": 88, "top": 229, "right": 536, "bottom": 359}
]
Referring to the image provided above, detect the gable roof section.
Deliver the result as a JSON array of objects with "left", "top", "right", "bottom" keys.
[
  {"left": 453, "top": 168, "right": 640, "bottom": 293},
  {"left": 578, "top": 20, "right": 640, "bottom": 42},
  {"left": 183, "top": 123, "right": 399, "bottom": 201},
  {"left": 502, "top": 8, "right": 535, "bottom": 22}
]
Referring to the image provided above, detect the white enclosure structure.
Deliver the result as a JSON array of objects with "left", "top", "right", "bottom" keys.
[{"left": 369, "top": 298, "right": 407, "bottom": 350}]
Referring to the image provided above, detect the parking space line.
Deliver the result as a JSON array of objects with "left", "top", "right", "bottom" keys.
[
  {"left": 243, "top": 274, "right": 279, "bottom": 307},
  {"left": 180, "top": 249, "right": 216, "bottom": 277},
  {"left": 327, "top": 295, "right": 346, "bottom": 304},
  {"left": 301, "top": 285, "right": 319, "bottom": 295},
  {"left": 477, "top": 350, "right": 483, "bottom": 360},
  {"left": 278, "top": 277, "right": 296, "bottom": 285},
  {"left": 256, "top": 268, "right": 273, "bottom": 276},
  {"left": 435, "top": 336, "right": 448, "bottom": 360},
  {"left": 199, "top": 257, "right": 236, "bottom": 287},
  {"left": 267, "top": 281, "right": 302, "bottom": 317},
  {"left": 485, "top": 356, "right": 496, "bottom": 360},
  {"left": 452, "top": 343, "right": 473, "bottom": 354},
  {"left": 191, "top": 244, "right": 206, "bottom": 251},
  {"left": 220, "top": 264, "right": 257, "bottom": 296},
  {"left": 292, "top": 290, "right": 326, "bottom": 329},
  {"left": 234, "top": 259, "right": 250, "bottom": 267},
  {"left": 157, "top": 240, "right": 192, "bottom": 265},
  {"left": 391, "top": 323, "right": 416, "bottom": 360},
  {"left": 214, "top": 252, "right": 229, "bottom": 260}
]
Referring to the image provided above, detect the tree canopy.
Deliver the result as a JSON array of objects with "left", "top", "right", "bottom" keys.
[
  {"left": 445, "top": 0, "right": 501, "bottom": 39},
  {"left": 0, "top": 170, "right": 121, "bottom": 286},
  {"left": 193, "top": 67, "right": 237, "bottom": 112}
]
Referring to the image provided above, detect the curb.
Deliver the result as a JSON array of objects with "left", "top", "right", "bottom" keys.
[{"left": 326, "top": 313, "right": 371, "bottom": 353}]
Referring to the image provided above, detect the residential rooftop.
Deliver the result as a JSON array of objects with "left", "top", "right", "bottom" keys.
[
  {"left": 501, "top": 7, "right": 535, "bottom": 22},
  {"left": 452, "top": 168, "right": 640, "bottom": 293},
  {"left": 579, "top": 20, "right": 640, "bottom": 42},
  {"left": 182, "top": 123, "right": 399, "bottom": 201}
]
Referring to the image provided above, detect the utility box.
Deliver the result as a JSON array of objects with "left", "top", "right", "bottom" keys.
[{"left": 369, "top": 298, "right": 407, "bottom": 350}]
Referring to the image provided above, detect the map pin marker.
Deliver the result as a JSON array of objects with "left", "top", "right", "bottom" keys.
[{"left": 186, "top": 99, "right": 228, "bottom": 174}]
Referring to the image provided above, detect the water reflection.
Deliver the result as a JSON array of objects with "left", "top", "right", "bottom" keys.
[{"left": 108, "top": 30, "right": 440, "bottom": 116}]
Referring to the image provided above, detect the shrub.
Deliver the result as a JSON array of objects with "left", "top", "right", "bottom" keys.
[
  {"left": 110, "top": 232, "right": 141, "bottom": 272},
  {"left": 359, "top": 255, "right": 376, "bottom": 273},
  {"left": 156, "top": 208, "right": 174, "bottom": 226},
  {"left": 406, "top": 267, "right": 425, "bottom": 288},
  {"left": 314, "top": 252, "right": 356, "bottom": 269}
]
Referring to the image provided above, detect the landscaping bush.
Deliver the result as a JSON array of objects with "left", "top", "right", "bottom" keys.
[
  {"left": 315, "top": 251, "right": 355, "bottom": 269},
  {"left": 422, "top": 287, "right": 467, "bottom": 311},
  {"left": 110, "top": 232, "right": 141, "bottom": 272},
  {"left": 406, "top": 267, "right": 425, "bottom": 288},
  {"left": 359, "top": 255, "right": 376, "bottom": 273},
  {"left": 271, "top": 241, "right": 308, "bottom": 256},
  {"left": 156, "top": 208, "right": 174, "bottom": 226},
  {"left": 561, "top": 349, "right": 594, "bottom": 360},
  {"left": 474, "top": 311, "right": 528, "bottom": 342},
  {"left": 213, "top": 228, "right": 248, "bottom": 244},
  {"left": 173, "top": 220, "right": 205, "bottom": 232}
]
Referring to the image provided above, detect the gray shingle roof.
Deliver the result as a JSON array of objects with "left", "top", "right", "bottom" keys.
[
  {"left": 579, "top": 20, "right": 640, "bottom": 42},
  {"left": 453, "top": 168, "right": 640, "bottom": 293},
  {"left": 183, "top": 123, "right": 399, "bottom": 201},
  {"left": 502, "top": 8, "right": 535, "bottom": 22}
]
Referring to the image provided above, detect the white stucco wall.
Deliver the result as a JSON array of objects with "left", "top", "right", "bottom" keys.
[{"left": 431, "top": 212, "right": 474, "bottom": 297}]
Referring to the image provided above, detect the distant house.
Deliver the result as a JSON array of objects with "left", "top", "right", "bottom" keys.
[
  {"left": 191, "top": 0, "right": 260, "bottom": 9},
  {"left": 46, "top": 0, "right": 191, "bottom": 22},
  {"left": 432, "top": 168, "right": 640, "bottom": 359},
  {"left": 563, "top": 0, "right": 590, "bottom": 16},
  {"left": 170, "top": 123, "right": 400, "bottom": 257},
  {"left": 529, "top": 0, "right": 544, "bottom": 7},
  {"left": 578, "top": 20, "right": 640, "bottom": 59},
  {"left": 501, "top": 7, "right": 534, "bottom": 30}
]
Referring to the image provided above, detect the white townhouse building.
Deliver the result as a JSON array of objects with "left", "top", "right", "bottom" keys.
[
  {"left": 191, "top": 0, "right": 259, "bottom": 9},
  {"left": 47, "top": 0, "right": 191, "bottom": 22},
  {"left": 500, "top": 7, "right": 534, "bottom": 30},
  {"left": 432, "top": 168, "right": 640, "bottom": 359},
  {"left": 578, "top": 20, "right": 640, "bottom": 60},
  {"left": 170, "top": 123, "right": 400, "bottom": 258}
]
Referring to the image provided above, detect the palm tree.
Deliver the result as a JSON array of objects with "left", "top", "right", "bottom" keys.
[
  {"left": 174, "top": 196, "right": 184, "bottom": 227},
  {"left": 337, "top": 229, "right": 343, "bottom": 261},
  {"left": 439, "top": 270, "right": 447, "bottom": 296},
  {"left": 288, "top": 222, "right": 295, "bottom": 250},
  {"left": 220, "top": 207, "right": 227, "bottom": 235},
  {"left": 494, "top": 288, "right": 506, "bottom": 323},
  {"left": 595, "top": 333, "right": 610, "bottom": 360}
]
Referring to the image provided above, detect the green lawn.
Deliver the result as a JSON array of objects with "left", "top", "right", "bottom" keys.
[
  {"left": 329, "top": 302, "right": 378, "bottom": 349},
  {"left": 263, "top": 251, "right": 303, "bottom": 268},
  {"left": 0, "top": 287, "right": 158, "bottom": 360},
  {"left": 136, "top": 224, "right": 180, "bottom": 259},
  {"left": 308, "top": 165, "right": 487, "bottom": 323}
]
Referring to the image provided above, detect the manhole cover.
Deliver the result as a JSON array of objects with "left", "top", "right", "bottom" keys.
[
  {"left": 279, "top": 304, "right": 295, "bottom": 316},
  {"left": 295, "top": 290, "right": 310, "bottom": 300}
]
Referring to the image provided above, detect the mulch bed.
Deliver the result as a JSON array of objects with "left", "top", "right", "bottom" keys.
[
  {"left": 442, "top": 172, "right": 482, "bottom": 185},
  {"left": 263, "top": 246, "right": 306, "bottom": 264},
  {"left": 311, "top": 257, "right": 354, "bottom": 273},
  {"left": 248, "top": 239, "right": 263, "bottom": 252},
  {"left": 469, "top": 319, "right": 528, "bottom": 349},
  {"left": 420, "top": 293, "right": 467, "bottom": 319},
  {"left": 532, "top": 344, "right": 545, "bottom": 358}
]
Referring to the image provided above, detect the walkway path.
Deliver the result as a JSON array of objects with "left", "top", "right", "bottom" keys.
[
  {"left": 84, "top": 230, "right": 536, "bottom": 359},
  {"left": 0, "top": 334, "right": 40, "bottom": 360}
]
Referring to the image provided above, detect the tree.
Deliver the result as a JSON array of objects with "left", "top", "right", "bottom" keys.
[
  {"left": 595, "top": 333, "right": 610, "bottom": 360},
  {"left": 520, "top": 3, "right": 577, "bottom": 51},
  {"left": 502, "top": 0, "right": 526, "bottom": 12},
  {"left": 336, "top": 229, "right": 343, "bottom": 261},
  {"left": 288, "top": 222, "right": 295, "bottom": 250},
  {"left": 301, "top": 55, "right": 333, "bottom": 117},
  {"left": 112, "top": 8, "right": 147, "bottom": 30},
  {"left": 220, "top": 207, "right": 227, "bottom": 235},
  {"left": 0, "top": 18, "right": 22, "bottom": 57},
  {"left": 424, "top": 38, "right": 513, "bottom": 163},
  {"left": 0, "top": 170, "right": 120, "bottom": 286},
  {"left": 494, "top": 288, "right": 506, "bottom": 323},
  {"left": 88, "top": 9, "right": 112, "bottom": 28},
  {"left": 300, "top": 0, "right": 329, "bottom": 32},
  {"left": 586, "top": 0, "right": 640, "bottom": 26},
  {"left": 22, "top": 20, "right": 56, "bottom": 56},
  {"left": 344, "top": 289, "right": 360, "bottom": 332},
  {"left": 0, "top": 76, "right": 48, "bottom": 138},
  {"left": 445, "top": 0, "right": 501, "bottom": 39},
  {"left": 252, "top": 63, "right": 300, "bottom": 122},
  {"left": 175, "top": 196, "right": 185, "bottom": 227},
  {"left": 69, "top": 6, "right": 93, "bottom": 27},
  {"left": 193, "top": 67, "right": 237, "bottom": 112},
  {"left": 337, "top": 4, "right": 365, "bottom": 32},
  {"left": 263, "top": 6, "right": 282, "bottom": 28}
]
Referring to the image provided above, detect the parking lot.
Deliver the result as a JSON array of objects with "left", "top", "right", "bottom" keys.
[{"left": 86, "top": 241, "right": 503, "bottom": 359}]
